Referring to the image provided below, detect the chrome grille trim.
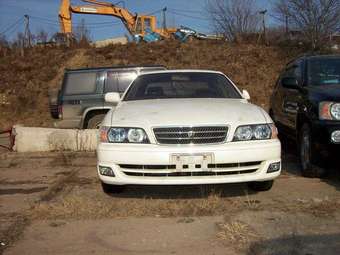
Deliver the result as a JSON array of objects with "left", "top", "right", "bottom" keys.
[
  {"left": 122, "top": 169, "right": 258, "bottom": 177},
  {"left": 153, "top": 126, "right": 228, "bottom": 144},
  {"left": 119, "top": 161, "right": 262, "bottom": 176}
]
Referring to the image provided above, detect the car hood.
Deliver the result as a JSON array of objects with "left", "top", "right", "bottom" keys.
[
  {"left": 109, "top": 99, "right": 268, "bottom": 127},
  {"left": 308, "top": 84, "right": 340, "bottom": 102}
]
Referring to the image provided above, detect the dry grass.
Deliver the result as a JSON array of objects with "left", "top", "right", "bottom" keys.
[
  {"left": 0, "top": 41, "right": 300, "bottom": 130},
  {"left": 216, "top": 220, "right": 259, "bottom": 249},
  {"left": 30, "top": 183, "right": 242, "bottom": 220},
  {"left": 243, "top": 190, "right": 261, "bottom": 210},
  {"left": 0, "top": 47, "right": 88, "bottom": 130}
]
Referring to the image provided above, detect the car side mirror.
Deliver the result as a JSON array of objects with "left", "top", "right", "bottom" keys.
[
  {"left": 105, "top": 92, "right": 120, "bottom": 103},
  {"left": 242, "top": 90, "right": 250, "bottom": 100},
  {"left": 281, "top": 77, "right": 300, "bottom": 90}
]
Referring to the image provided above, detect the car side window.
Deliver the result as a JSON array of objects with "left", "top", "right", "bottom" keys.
[
  {"left": 294, "top": 60, "right": 303, "bottom": 84},
  {"left": 283, "top": 60, "right": 303, "bottom": 82}
]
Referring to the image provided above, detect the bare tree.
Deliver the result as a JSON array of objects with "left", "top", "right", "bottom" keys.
[
  {"left": 207, "top": 0, "right": 260, "bottom": 41},
  {"left": 0, "top": 35, "right": 9, "bottom": 47},
  {"left": 11, "top": 32, "right": 25, "bottom": 48},
  {"left": 74, "top": 18, "right": 91, "bottom": 43},
  {"left": 36, "top": 29, "right": 49, "bottom": 44},
  {"left": 10, "top": 32, "right": 26, "bottom": 56},
  {"left": 0, "top": 35, "right": 10, "bottom": 57},
  {"left": 273, "top": 0, "right": 340, "bottom": 49}
]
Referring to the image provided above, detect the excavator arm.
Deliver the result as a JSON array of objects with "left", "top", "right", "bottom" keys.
[
  {"left": 59, "top": 0, "right": 136, "bottom": 35},
  {"left": 59, "top": 0, "right": 176, "bottom": 40}
]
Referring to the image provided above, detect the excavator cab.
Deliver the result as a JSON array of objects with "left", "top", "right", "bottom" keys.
[{"left": 134, "top": 16, "right": 156, "bottom": 35}]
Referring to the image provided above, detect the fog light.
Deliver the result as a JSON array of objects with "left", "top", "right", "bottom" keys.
[
  {"left": 99, "top": 166, "right": 115, "bottom": 177},
  {"left": 331, "top": 130, "right": 340, "bottom": 143},
  {"left": 267, "top": 162, "right": 281, "bottom": 173}
]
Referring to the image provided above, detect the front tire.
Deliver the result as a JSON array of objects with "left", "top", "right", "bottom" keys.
[
  {"left": 299, "top": 124, "right": 324, "bottom": 178},
  {"left": 248, "top": 180, "right": 273, "bottom": 191},
  {"left": 101, "top": 182, "right": 125, "bottom": 194},
  {"left": 86, "top": 114, "right": 105, "bottom": 129}
]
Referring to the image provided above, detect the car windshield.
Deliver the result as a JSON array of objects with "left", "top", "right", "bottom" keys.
[
  {"left": 123, "top": 72, "right": 242, "bottom": 101},
  {"left": 307, "top": 58, "right": 340, "bottom": 86}
]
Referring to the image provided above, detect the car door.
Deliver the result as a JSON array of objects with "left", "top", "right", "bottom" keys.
[{"left": 280, "top": 59, "right": 304, "bottom": 130}]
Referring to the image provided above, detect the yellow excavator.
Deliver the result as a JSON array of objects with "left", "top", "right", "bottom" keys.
[{"left": 59, "top": 0, "right": 177, "bottom": 41}]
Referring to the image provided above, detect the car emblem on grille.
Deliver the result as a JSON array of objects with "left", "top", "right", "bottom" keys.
[{"left": 188, "top": 131, "right": 194, "bottom": 138}]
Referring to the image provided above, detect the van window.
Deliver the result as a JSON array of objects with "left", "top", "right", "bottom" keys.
[
  {"left": 64, "top": 72, "right": 97, "bottom": 95},
  {"left": 117, "top": 71, "right": 137, "bottom": 92},
  {"left": 105, "top": 72, "right": 118, "bottom": 93}
]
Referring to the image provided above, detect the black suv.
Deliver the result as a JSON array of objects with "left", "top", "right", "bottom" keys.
[{"left": 270, "top": 55, "right": 340, "bottom": 177}]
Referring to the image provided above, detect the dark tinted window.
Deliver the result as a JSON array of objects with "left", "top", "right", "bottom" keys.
[
  {"left": 283, "top": 60, "right": 303, "bottom": 80},
  {"left": 307, "top": 58, "right": 340, "bottom": 86},
  {"left": 124, "top": 72, "right": 241, "bottom": 101},
  {"left": 64, "top": 72, "right": 97, "bottom": 95}
]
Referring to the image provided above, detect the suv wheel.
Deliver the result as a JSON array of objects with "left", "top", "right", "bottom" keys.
[
  {"left": 101, "top": 182, "right": 125, "bottom": 194},
  {"left": 299, "top": 124, "right": 325, "bottom": 178},
  {"left": 248, "top": 180, "right": 273, "bottom": 191},
  {"left": 86, "top": 114, "right": 105, "bottom": 129}
]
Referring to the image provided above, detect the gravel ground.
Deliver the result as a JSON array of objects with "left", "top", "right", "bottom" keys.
[{"left": 1, "top": 148, "right": 340, "bottom": 255}]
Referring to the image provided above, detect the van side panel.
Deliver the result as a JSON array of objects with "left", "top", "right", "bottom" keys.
[{"left": 59, "top": 71, "right": 104, "bottom": 128}]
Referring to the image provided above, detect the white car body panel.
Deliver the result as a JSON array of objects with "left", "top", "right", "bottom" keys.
[{"left": 97, "top": 70, "right": 281, "bottom": 186}]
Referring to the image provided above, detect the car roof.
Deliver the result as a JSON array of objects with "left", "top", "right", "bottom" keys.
[
  {"left": 136, "top": 69, "right": 224, "bottom": 76},
  {"left": 284, "top": 54, "right": 340, "bottom": 67},
  {"left": 65, "top": 65, "right": 165, "bottom": 72},
  {"left": 305, "top": 54, "right": 340, "bottom": 60}
]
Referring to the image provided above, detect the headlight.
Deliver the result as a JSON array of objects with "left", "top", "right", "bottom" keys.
[
  {"left": 108, "top": 128, "right": 127, "bottom": 143},
  {"left": 319, "top": 102, "right": 340, "bottom": 120},
  {"left": 233, "top": 124, "right": 276, "bottom": 141},
  {"left": 331, "top": 103, "right": 340, "bottom": 120},
  {"left": 253, "top": 124, "right": 272, "bottom": 139},
  {"left": 127, "top": 128, "right": 147, "bottom": 143},
  {"left": 234, "top": 126, "right": 253, "bottom": 141},
  {"left": 100, "top": 127, "right": 149, "bottom": 143}
]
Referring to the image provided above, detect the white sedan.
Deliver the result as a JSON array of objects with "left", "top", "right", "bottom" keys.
[{"left": 97, "top": 70, "right": 281, "bottom": 193}]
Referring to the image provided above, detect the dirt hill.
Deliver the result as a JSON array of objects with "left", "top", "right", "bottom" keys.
[{"left": 0, "top": 41, "right": 299, "bottom": 130}]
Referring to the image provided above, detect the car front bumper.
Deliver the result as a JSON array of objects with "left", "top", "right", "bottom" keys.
[{"left": 97, "top": 139, "right": 281, "bottom": 186}]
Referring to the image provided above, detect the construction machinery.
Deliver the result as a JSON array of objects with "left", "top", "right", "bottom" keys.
[{"left": 59, "top": 0, "right": 177, "bottom": 42}]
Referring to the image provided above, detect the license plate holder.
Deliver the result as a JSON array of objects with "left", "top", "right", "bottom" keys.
[{"left": 170, "top": 153, "right": 214, "bottom": 171}]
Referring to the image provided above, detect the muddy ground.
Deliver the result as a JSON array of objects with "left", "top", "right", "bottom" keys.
[{"left": 1, "top": 146, "right": 340, "bottom": 255}]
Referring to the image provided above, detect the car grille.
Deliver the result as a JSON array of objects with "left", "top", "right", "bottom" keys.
[
  {"left": 119, "top": 161, "right": 261, "bottom": 177},
  {"left": 153, "top": 126, "right": 228, "bottom": 144}
]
